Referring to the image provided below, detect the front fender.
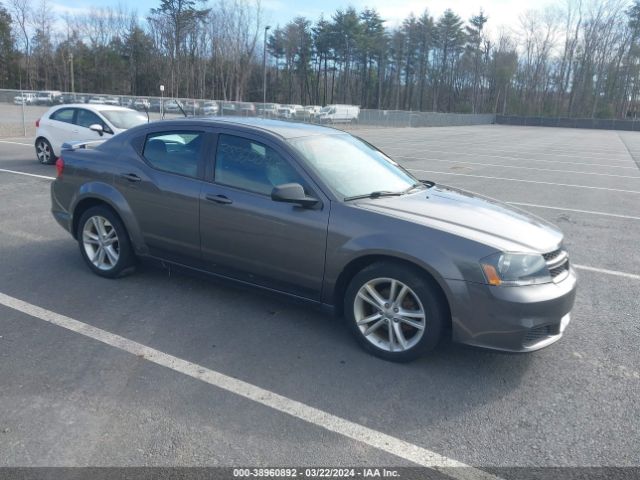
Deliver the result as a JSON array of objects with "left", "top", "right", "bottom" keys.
[
  {"left": 322, "top": 231, "right": 463, "bottom": 307},
  {"left": 70, "top": 182, "right": 147, "bottom": 254}
]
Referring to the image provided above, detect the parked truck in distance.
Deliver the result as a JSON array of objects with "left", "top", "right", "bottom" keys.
[{"left": 317, "top": 104, "right": 360, "bottom": 124}]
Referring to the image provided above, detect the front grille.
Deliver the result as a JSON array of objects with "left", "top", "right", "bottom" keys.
[
  {"left": 523, "top": 324, "right": 560, "bottom": 347},
  {"left": 549, "top": 263, "right": 569, "bottom": 278},
  {"left": 543, "top": 247, "right": 570, "bottom": 282},
  {"left": 543, "top": 249, "right": 562, "bottom": 262}
]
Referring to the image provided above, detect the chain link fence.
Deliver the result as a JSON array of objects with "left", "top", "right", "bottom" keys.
[{"left": 0, "top": 88, "right": 496, "bottom": 138}]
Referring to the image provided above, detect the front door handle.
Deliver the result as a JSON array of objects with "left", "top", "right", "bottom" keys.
[
  {"left": 205, "top": 194, "right": 233, "bottom": 205},
  {"left": 120, "top": 173, "right": 142, "bottom": 183}
]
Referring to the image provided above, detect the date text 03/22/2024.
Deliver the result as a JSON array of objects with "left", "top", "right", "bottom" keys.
[{"left": 232, "top": 468, "right": 401, "bottom": 478}]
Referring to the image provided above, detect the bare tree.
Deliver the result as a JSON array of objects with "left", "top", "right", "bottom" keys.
[{"left": 8, "top": 0, "right": 31, "bottom": 88}]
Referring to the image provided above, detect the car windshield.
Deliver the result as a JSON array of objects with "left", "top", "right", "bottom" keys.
[
  {"left": 288, "top": 134, "right": 420, "bottom": 199},
  {"left": 100, "top": 110, "right": 147, "bottom": 129}
]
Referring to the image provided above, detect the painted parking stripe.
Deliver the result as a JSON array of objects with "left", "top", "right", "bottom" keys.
[
  {"left": 392, "top": 149, "right": 637, "bottom": 167},
  {"left": 0, "top": 168, "right": 55, "bottom": 180},
  {"left": 396, "top": 156, "right": 640, "bottom": 178},
  {"left": 506, "top": 202, "right": 640, "bottom": 221},
  {"left": 389, "top": 144, "right": 633, "bottom": 161},
  {"left": 399, "top": 143, "right": 632, "bottom": 160},
  {"left": 394, "top": 153, "right": 640, "bottom": 170},
  {"left": 0, "top": 292, "right": 499, "bottom": 480},
  {"left": 0, "top": 140, "right": 32, "bottom": 146},
  {"left": 573, "top": 265, "right": 640, "bottom": 280},
  {"left": 409, "top": 169, "right": 640, "bottom": 194}
]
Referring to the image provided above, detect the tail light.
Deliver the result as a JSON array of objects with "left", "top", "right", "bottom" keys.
[
  {"left": 55, "top": 157, "right": 64, "bottom": 177},
  {"left": 35, "top": 118, "right": 40, "bottom": 128}
]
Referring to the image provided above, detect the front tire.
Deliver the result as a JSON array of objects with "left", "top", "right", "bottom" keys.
[
  {"left": 35, "top": 138, "right": 56, "bottom": 165},
  {"left": 344, "top": 262, "right": 446, "bottom": 362},
  {"left": 77, "top": 206, "right": 135, "bottom": 278}
]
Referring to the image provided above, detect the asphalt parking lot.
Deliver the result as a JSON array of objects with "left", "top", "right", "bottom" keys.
[{"left": 0, "top": 125, "right": 639, "bottom": 476}]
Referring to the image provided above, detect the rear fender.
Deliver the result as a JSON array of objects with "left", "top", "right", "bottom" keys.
[{"left": 70, "top": 182, "right": 147, "bottom": 254}]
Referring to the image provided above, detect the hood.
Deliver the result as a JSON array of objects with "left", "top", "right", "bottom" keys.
[{"left": 353, "top": 184, "right": 563, "bottom": 253}]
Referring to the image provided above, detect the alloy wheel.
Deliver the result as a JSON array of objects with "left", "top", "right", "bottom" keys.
[
  {"left": 82, "top": 216, "right": 120, "bottom": 271},
  {"left": 353, "top": 277, "right": 426, "bottom": 352},
  {"left": 36, "top": 140, "right": 52, "bottom": 164}
]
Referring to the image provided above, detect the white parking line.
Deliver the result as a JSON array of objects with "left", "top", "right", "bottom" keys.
[
  {"left": 394, "top": 153, "right": 640, "bottom": 170},
  {"left": 387, "top": 143, "right": 632, "bottom": 161},
  {"left": 507, "top": 202, "right": 640, "bottom": 221},
  {"left": 397, "top": 143, "right": 632, "bottom": 159},
  {"left": 0, "top": 168, "right": 55, "bottom": 180},
  {"left": 409, "top": 168, "right": 640, "bottom": 194},
  {"left": 391, "top": 148, "right": 636, "bottom": 166},
  {"left": 573, "top": 265, "right": 640, "bottom": 280},
  {"left": 0, "top": 292, "right": 499, "bottom": 480},
  {"left": 0, "top": 140, "right": 32, "bottom": 146},
  {"left": 396, "top": 157, "right": 640, "bottom": 178}
]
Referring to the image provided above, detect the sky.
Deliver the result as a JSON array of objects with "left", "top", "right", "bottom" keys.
[{"left": 50, "top": 0, "right": 557, "bottom": 35}]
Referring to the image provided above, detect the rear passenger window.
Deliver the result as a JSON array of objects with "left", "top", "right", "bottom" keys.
[
  {"left": 142, "top": 131, "right": 203, "bottom": 178},
  {"left": 50, "top": 108, "right": 74, "bottom": 123},
  {"left": 214, "top": 134, "right": 305, "bottom": 195}
]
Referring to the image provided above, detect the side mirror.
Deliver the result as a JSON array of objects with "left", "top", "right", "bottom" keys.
[
  {"left": 89, "top": 124, "right": 104, "bottom": 136},
  {"left": 271, "top": 183, "right": 319, "bottom": 208}
]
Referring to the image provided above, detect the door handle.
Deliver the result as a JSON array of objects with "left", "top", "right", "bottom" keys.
[
  {"left": 120, "top": 173, "right": 142, "bottom": 183},
  {"left": 205, "top": 194, "right": 233, "bottom": 205}
]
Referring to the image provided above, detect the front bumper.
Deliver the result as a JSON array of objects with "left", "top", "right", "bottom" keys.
[{"left": 446, "top": 268, "right": 577, "bottom": 352}]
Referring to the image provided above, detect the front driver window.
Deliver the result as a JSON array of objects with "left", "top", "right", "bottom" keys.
[
  {"left": 214, "top": 134, "right": 306, "bottom": 196},
  {"left": 142, "top": 131, "right": 203, "bottom": 179},
  {"left": 76, "top": 109, "right": 108, "bottom": 131}
]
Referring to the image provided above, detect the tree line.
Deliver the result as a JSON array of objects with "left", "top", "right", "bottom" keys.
[{"left": 1, "top": 0, "right": 640, "bottom": 118}]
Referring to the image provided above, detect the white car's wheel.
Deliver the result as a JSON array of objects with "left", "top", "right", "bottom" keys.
[{"left": 35, "top": 138, "right": 56, "bottom": 165}]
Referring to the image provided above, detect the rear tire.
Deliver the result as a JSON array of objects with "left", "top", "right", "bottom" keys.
[
  {"left": 77, "top": 205, "right": 136, "bottom": 278},
  {"left": 35, "top": 137, "right": 56, "bottom": 165},
  {"left": 344, "top": 261, "right": 446, "bottom": 362}
]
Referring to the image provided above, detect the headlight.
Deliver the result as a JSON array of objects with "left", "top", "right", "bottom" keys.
[{"left": 480, "top": 252, "right": 551, "bottom": 286}]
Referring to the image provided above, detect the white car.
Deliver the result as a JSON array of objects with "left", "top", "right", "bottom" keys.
[
  {"left": 132, "top": 98, "right": 151, "bottom": 111},
  {"left": 201, "top": 101, "right": 219, "bottom": 115},
  {"left": 34, "top": 91, "right": 62, "bottom": 106},
  {"left": 14, "top": 93, "right": 36, "bottom": 105},
  {"left": 304, "top": 105, "right": 322, "bottom": 118},
  {"left": 88, "top": 96, "right": 108, "bottom": 105},
  {"left": 35, "top": 104, "right": 148, "bottom": 164},
  {"left": 164, "top": 99, "right": 184, "bottom": 113},
  {"left": 277, "top": 104, "right": 303, "bottom": 119}
]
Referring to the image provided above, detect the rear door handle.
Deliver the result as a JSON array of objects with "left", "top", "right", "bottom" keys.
[
  {"left": 120, "top": 173, "right": 142, "bottom": 183},
  {"left": 205, "top": 194, "right": 232, "bottom": 205}
]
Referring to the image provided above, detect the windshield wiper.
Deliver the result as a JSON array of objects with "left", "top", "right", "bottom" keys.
[
  {"left": 400, "top": 182, "right": 428, "bottom": 194},
  {"left": 344, "top": 181, "right": 434, "bottom": 202},
  {"left": 344, "top": 190, "right": 405, "bottom": 201}
]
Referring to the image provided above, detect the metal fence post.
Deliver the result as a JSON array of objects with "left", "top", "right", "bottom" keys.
[{"left": 20, "top": 89, "right": 26, "bottom": 137}]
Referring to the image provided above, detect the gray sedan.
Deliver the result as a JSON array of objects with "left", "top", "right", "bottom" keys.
[{"left": 50, "top": 118, "right": 576, "bottom": 361}]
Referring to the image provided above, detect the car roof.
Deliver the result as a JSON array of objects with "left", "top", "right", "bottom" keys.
[
  {"left": 50, "top": 103, "right": 134, "bottom": 112},
  {"left": 168, "top": 117, "right": 343, "bottom": 139}
]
